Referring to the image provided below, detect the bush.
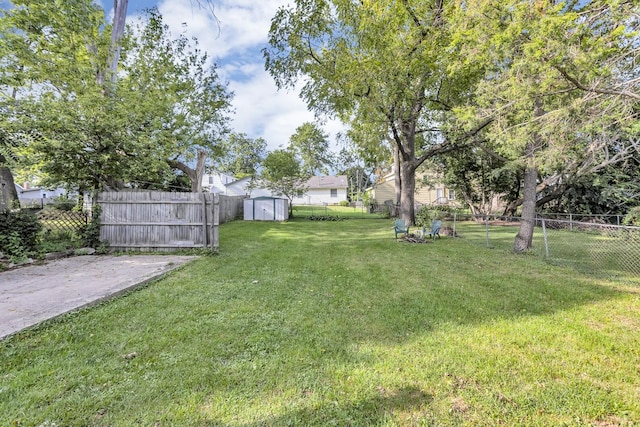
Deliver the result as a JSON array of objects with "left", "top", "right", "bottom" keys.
[
  {"left": 50, "top": 195, "right": 77, "bottom": 211},
  {"left": 339, "top": 200, "right": 349, "bottom": 207},
  {"left": 81, "top": 204, "right": 108, "bottom": 252},
  {"left": 0, "top": 210, "right": 42, "bottom": 260},
  {"left": 415, "top": 206, "right": 434, "bottom": 227},
  {"left": 623, "top": 206, "right": 640, "bottom": 226}
]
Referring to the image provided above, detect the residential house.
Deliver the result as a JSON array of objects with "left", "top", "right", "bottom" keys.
[
  {"left": 366, "top": 171, "right": 460, "bottom": 207},
  {"left": 15, "top": 182, "right": 69, "bottom": 208},
  {"left": 202, "top": 172, "right": 348, "bottom": 205},
  {"left": 201, "top": 171, "right": 236, "bottom": 194},
  {"left": 291, "top": 175, "right": 348, "bottom": 205},
  {"left": 225, "top": 176, "right": 273, "bottom": 198}
]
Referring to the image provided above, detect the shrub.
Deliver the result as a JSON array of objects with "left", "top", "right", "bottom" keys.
[
  {"left": 339, "top": 200, "right": 349, "bottom": 207},
  {"left": 81, "top": 204, "right": 108, "bottom": 252},
  {"left": 0, "top": 210, "right": 42, "bottom": 259},
  {"left": 50, "top": 195, "right": 77, "bottom": 211},
  {"left": 415, "top": 206, "right": 435, "bottom": 227},
  {"left": 623, "top": 206, "right": 640, "bottom": 226}
]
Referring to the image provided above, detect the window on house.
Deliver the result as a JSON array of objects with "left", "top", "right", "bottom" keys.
[
  {"left": 436, "top": 188, "right": 443, "bottom": 201},
  {"left": 330, "top": 189, "right": 338, "bottom": 197},
  {"left": 448, "top": 190, "right": 456, "bottom": 200}
]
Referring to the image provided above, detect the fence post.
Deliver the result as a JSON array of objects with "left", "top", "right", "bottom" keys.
[
  {"left": 541, "top": 218, "right": 549, "bottom": 258},
  {"left": 569, "top": 214, "right": 573, "bottom": 231},
  {"left": 485, "top": 216, "right": 490, "bottom": 248},
  {"left": 201, "top": 193, "right": 208, "bottom": 248},
  {"left": 453, "top": 212, "right": 457, "bottom": 237},
  {"left": 212, "top": 193, "right": 220, "bottom": 252}
]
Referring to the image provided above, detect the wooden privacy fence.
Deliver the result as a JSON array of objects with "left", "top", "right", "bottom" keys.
[{"left": 98, "top": 191, "right": 245, "bottom": 252}]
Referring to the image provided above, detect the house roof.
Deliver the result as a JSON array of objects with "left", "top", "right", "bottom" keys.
[{"left": 306, "top": 175, "right": 347, "bottom": 188}]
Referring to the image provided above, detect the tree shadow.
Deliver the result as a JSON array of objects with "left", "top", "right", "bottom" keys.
[{"left": 202, "top": 386, "right": 434, "bottom": 426}]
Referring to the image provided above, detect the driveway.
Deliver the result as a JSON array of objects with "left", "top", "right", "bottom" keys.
[{"left": 0, "top": 254, "right": 198, "bottom": 339}]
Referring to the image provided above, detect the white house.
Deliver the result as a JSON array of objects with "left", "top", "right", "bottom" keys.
[
  {"left": 224, "top": 176, "right": 273, "bottom": 198},
  {"left": 15, "top": 183, "right": 68, "bottom": 208},
  {"left": 292, "top": 175, "right": 348, "bottom": 205},
  {"left": 201, "top": 171, "right": 236, "bottom": 194},
  {"left": 201, "top": 171, "right": 348, "bottom": 205}
]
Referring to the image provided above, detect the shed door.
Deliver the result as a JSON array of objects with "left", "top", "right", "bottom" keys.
[{"left": 255, "top": 199, "right": 275, "bottom": 221}]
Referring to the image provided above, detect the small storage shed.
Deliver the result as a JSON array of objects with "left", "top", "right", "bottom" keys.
[{"left": 244, "top": 197, "right": 289, "bottom": 221}]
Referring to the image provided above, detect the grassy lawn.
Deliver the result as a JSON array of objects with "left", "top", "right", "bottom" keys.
[
  {"left": 292, "top": 204, "right": 386, "bottom": 219},
  {"left": 454, "top": 221, "right": 640, "bottom": 284},
  {"left": 1, "top": 219, "right": 639, "bottom": 426}
]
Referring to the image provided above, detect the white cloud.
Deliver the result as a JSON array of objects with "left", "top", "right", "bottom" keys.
[
  {"left": 126, "top": 0, "right": 345, "bottom": 156},
  {"left": 156, "top": 0, "right": 285, "bottom": 59}
]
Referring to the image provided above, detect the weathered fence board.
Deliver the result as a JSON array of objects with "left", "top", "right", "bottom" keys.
[{"left": 98, "top": 191, "right": 245, "bottom": 252}]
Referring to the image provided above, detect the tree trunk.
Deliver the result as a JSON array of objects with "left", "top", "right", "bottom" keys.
[
  {"left": 193, "top": 149, "right": 206, "bottom": 193},
  {"left": 514, "top": 97, "right": 543, "bottom": 253},
  {"left": 399, "top": 160, "right": 416, "bottom": 225},
  {"left": 513, "top": 164, "right": 537, "bottom": 252},
  {"left": 97, "top": 0, "right": 128, "bottom": 86},
  {"left": 394, "top": 144, "right": 401, "bottom": 208},
  {"left": 167, "top": 149, "right": 207, "bottom": 192},
  {"left": 0, "top": 155, "right": 19, "bottom": 211}
]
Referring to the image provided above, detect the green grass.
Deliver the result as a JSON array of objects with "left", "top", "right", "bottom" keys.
[
  {"left": 38, "top": 229, "right": 84, "bottom": 254},
  {"left": 1, "top": 219, "right": 639, "bottom": 426},
  {"left": 292, "top": 204, "right": 387, "bottom": 219},
  {"left": 454, "top": 221, "right": 640, "bottom": 284}
]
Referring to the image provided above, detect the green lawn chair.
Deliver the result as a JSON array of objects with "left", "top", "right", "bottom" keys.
[{"left": 394, "top": 219, "right": 410, "bottom": 239}]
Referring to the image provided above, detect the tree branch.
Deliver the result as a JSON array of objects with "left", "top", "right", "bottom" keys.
[{"left": 555, "top": 66, "right": 640, "bottom": 101}]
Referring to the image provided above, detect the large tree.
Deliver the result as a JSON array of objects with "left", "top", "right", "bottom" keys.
[
  {"left": 288, "top": 122, "right": 333, "bottom": 176},
  {"left": 217, "top": 132, "right": 267, "bottom": 178},
  {"left": 0, "top": 0, "right": 107, "bottom": 207},
  {"left": 127, "top": 10, "right": 232, "bottom": 192},
  {"left": 448, "top": 0, "right": 639, "bottom": 252},
  {"left": 2, "top": 5, "right": 231, "bottom": 193},
  {"left": 264, "top": 0, "right": 485, "bottom": 225},
  {"left": 260, "top": 149, "right": 308, "bottom": 215}
]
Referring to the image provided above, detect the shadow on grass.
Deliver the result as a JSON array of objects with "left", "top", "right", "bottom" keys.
[
  {"left": 219, "top": 219, "right": 629, "bottom": 342},
  {"left": 201, "top": 386, "right": 434, "bottom": 426}
]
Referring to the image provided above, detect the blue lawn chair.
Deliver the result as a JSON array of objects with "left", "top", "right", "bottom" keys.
[
  {"left": 429, "top": 220, "right": 442, "bottom": 240},
  {"left": 394, "top": 219, "right": 410, "bottom": 239}
]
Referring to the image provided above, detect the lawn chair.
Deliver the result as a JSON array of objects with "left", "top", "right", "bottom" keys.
[
  {"left": 394, "top": 219, "right": 410, "bottom": 239},
  {"left": 428, "top": 220, "right": 442, "bottom": 240}
]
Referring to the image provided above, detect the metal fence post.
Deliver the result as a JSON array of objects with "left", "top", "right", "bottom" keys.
[
  {"left": 485, "top": 216, "right": 490, "bottom": 248},
  {"left": 453, "top": 212, "right": 457, "bottom": 237},
  {"left": 541, "top": 218, "right": 549, "bottom": 258}
]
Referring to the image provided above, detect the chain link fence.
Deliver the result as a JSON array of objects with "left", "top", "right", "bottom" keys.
[{"left": 448, "top": 214, "right": 640, "bottom": 286}]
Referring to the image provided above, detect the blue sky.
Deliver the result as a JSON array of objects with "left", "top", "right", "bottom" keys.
[{"left": 98, "top": 0, "right": 344, "bottom": 153}]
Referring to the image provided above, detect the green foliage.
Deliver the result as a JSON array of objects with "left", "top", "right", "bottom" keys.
[
  {"left": 260, "top": 149, "right": 309, "bottom": 210},
  {"left": 0, "top": 209, "right": 42, "bottom": 260},
  {"left": 623, "top": 207, "right": 640, "bottom": 226},
  {"left": 264, "top": 0, "right": 464, "bottom": 221},
  {"left": 50, "top": 195, "right": 77, "bottom": 212},
  {"left": 81, "top": 204, "right": 106, "bottom": 251},
  {"left": 338, "top": 200, "right": 349, "bottom": 207},
  {"left": 447, "top": 0, "right": 639, "bottom": 218},
  {"left": 415, "top": 206, "right": 446, "bottom": 227},
  {"left": 38, "top": 230, "right": 81, "bottom": 254},
  {"left": 0, "top": 5, "right": 232, "bottom": 192},
  {"left": 288, "top": 122, "right": 333, "bottom": 176},
  {"left": 217, "top": 133, "right": 267, "bottom": 178}
]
